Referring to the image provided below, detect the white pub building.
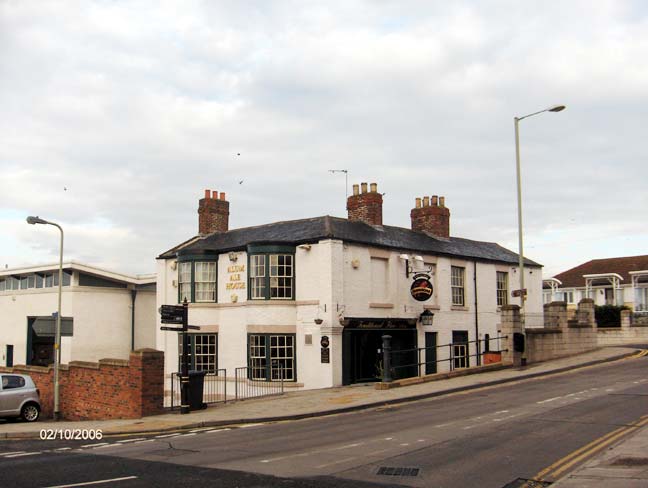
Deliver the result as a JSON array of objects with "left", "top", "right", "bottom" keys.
[{"left": 156, "top": 183, "right": 542, "bottom": 391}]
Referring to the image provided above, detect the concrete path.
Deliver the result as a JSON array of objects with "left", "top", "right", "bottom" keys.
[
  {"left": 552, "top": 422, "right": 648, "bottom": 487},
  {"left": 1, "top": 346, "right": 641, "bottom": 441}
]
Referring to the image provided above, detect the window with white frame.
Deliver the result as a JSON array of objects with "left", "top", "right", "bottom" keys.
[
  {"left": 451, "top": 266, "right": 465, "bottom": 306},
  {"left": 177, "top": 260, "right": 217, "bottom": 303},
  {"left": 178, "top": 333, "right": 217, "bottom": 372},
  {"left": 248, "top": 334, "right": 295, "bottom": 381},
  {"left": 270, "top": 255, "right": 293, "bottom": 299},
  {"left": 496, "top": 271, "right": 508, "bottom": 306},
  {"left": 178, "top": 262, "right": 192, "bottom": 302},
  {"left": 249, "top": 255, "right": 266, "bottom": 299},
  {"left": 249, "top": 252, "right": 294, "bottom": 300},
  {"left": 194, "top": 262, "right": 216, "bottom": 302}
]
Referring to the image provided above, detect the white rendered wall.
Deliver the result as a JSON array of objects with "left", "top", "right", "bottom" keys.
[
  {"left": 156, "top": 241, "right": 544, "bottom": 390},
  {"left": 0, "top": 284, "right": 157, "bottom": 366}
]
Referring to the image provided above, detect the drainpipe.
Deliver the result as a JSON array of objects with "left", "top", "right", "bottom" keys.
[
  {"left": 131, "top": 289, "right": 137, "bottom": 351},
  {"left": 474, "top": 261, "right": 480, "bottom": 366}
]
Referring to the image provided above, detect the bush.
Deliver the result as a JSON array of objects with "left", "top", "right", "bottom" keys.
[{"left": 595, "top": 305, "right": 630, "bottom": 327}]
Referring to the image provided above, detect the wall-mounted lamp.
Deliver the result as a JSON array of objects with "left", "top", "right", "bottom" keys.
[
  {"left": 299, "top": 244, "right": 312, "bottom": 251},
  {"left": 228, "top": 252, "right": 238, "bottom": 262},
  {"left": 420, "top": 309, "right": 435, "bottom": 326},
  {"left": 399, "top": 254, "right": 433, "bottom": 277}
]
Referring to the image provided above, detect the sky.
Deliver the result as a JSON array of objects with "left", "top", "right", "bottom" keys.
[{"left": 1, "top": 0, "right": 647, "bottom": 278}]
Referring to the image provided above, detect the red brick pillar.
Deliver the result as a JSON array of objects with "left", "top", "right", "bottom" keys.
[{"left": 130, "top": 349, "right": 165, "bottom": 417}]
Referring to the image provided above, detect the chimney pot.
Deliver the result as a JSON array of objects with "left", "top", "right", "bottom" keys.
[
  {"left": 198, "top": 189, "right": 230, "bottom": 234},
  {"left": 347, "top": 181, "right": 383, "bottom": 226},
  {"left": 410, "top": 193, "right": 450, "bottom": 238}
]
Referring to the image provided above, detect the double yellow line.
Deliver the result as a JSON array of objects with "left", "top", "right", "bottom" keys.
[{"left": 531, "top": 414, "right": 648, "bottom": 483}]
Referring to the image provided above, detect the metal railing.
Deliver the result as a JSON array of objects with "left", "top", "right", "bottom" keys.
[
  {"left": 234, "top": 364, "right": 284, "bottom": 401},
  {"left": 170, "top": 369, "right": 227, "bottom": 410},
  {"left": 386, "top": 335, "right": 509, "bottom": 381}
]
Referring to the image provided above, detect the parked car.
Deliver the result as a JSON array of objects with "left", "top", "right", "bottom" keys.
[{"left": 0, "top": 374, "right": 41, "bottom": 422}]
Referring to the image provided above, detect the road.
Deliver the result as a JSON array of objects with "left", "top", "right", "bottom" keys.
[{"left": 2, "top": 350, "right": 647, "bottom": 488}]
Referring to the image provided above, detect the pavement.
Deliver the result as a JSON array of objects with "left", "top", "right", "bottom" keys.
[{"left": 1, "top": 345, "right": 647, "bottom": 487}]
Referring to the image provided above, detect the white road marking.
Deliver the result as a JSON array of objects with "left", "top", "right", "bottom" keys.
[
  {"left": 5, "top": 452, "right": 41, "bottom": 458},
  {"left": 384, "top": 437, "right": 393, "bottom": 440},
  {"left": 400, "top": 443, "right": 410, "bottom": 446},
  {"left": 2, "top": 451, "right": 27, "bottom": 456},
  {"left": 134, "top": 439, "right": 155, "bottom": 444},
  {"left": 417, "top": 439, "right": 425, "bottom": 442},
  {"left": 260, "top": 441, "right": 365, "bottom": 464},
  {"left": 537, "top": 396, "right": 562, "bottom": 404},
  {"left": 81, "top": 443, "right": 108, "bottom": 448},
  {"left": 180, "top": 433, "right": 196, "bottom": 437},
  {"left": 315, "top": 456, "right": 359, "bottom": 469},
  {"left": 116, "top": 438, "right": 145, "bottom": 443},
  {"left": 55, "top": 448, "right": 72, "bottom": 451},
  {"left": 495, "top": 410, "right": 509, "bottom": 414},
  {"left": 154, "top": 433, "right": 181, "bottom": 438},
  {"left": 207, "top": 428, "right": 231, "bottom": 434},
  {"left": 239, "top": 423, "right": 264, "bottom": 428},
  {"left": 42, "top": 475, "right": 138, "bottom": 488},
  {"left": 94, "top": 444, "right": 117, "bottom": 449}
]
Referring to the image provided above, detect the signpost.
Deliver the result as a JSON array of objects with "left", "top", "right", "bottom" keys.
[
  {"left": 511, "top": 289, "right": 528, "bottom": 298},
  {"left": 159, "top": 300, "right": 200, "bottom": 414}
]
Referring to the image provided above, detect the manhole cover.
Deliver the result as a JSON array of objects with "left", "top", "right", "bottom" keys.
[
  {"left": 376, "top": 466, "right": 420, "bottom": 477},
  {"left": 610, "top": 457, "right": 648, "bottom": 466},
  {"left": 501, "top": 478, "right": 552, "bottom": 488}
]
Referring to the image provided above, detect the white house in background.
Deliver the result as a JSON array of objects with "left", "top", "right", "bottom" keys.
[
  {"left": 543, "top": 255, "right": 648, "bottom": 312},
  {"left": 156, "top": 183, "right": 543, "bottom": 392},
  {"left": 0, "top": 262, "right": 157, "bottom": 367}
]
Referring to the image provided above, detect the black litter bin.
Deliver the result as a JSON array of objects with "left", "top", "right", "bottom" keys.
[{"left": 188, "top": 370, "right": 207, "bottom": 410}]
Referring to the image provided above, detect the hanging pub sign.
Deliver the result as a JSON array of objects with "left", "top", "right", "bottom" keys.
[{"left": 410, "top": 273, "right": 433, "bottom": 302}]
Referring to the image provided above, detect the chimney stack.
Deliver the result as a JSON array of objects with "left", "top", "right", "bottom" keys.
[
  {"left": 198, "top": 189, "right": 230, "bottom": 234},
  {"left": 410, "top": 194, "right": 450, "bottom": 238},
  {"left": 347, "top": 182, "right": 383, "bottom": 226}
]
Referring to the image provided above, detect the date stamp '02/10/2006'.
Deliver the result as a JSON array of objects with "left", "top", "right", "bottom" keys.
[{"left": 40, "top": 429, "right": 103, "bottom": 441}]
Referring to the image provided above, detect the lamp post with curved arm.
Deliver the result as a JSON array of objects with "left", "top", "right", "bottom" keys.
[
  {"left": 26, "top": 216, "right": 64, "bottom": 420},
  {"left": 514, "top": 105, "right": 565, "bottom": 316}
]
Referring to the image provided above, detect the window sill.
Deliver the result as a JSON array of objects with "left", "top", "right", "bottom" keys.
[{"left": 451, "top": 306, "right": 469, "bottom": 311}]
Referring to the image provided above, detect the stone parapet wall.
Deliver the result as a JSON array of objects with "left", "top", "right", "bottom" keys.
[{"left": 0, "top": 349, "right": 163, "bottom": 420}]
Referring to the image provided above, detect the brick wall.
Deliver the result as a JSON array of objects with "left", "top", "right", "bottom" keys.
[
  {"left": 502, "top": 300, "right": 599, "bottom": 365},
  {"left": 0, "top": 349, "right": 164, "bottom": 420},
  {"left": 347, "top": 182, "right": 383, "bottom": 226},
  {"left": 198, "top": 189, "right": 230, "bottom": 234},
  {"left": 410, "top": 195, "right": 450, "bottom": 238}
]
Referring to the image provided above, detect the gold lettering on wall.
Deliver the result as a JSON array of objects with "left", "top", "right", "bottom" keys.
[{"left": 226, "top": 264, "right": 246, "bottom": 295}]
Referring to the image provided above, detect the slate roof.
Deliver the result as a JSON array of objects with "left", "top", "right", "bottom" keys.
[
  {"left": 553, "top": 255, "right": 648, "bottom": 288},
  {"left": 158, "top": 216, "right": 540, "bottom": 267}
]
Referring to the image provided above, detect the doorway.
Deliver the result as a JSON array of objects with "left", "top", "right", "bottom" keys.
[
  {"left": 452, "top": 330, "right": 469, "bottom": 370},
  {"left": 342, "top": 327, "right": 418, "bottom": 384}
]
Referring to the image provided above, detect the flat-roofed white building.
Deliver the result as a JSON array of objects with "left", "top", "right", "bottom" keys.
[{"left": 0, "top": 262, "right": 156, "bottom": 367}]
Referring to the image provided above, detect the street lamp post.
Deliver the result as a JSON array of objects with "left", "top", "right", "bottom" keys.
[
  {"left": 26, "top": 216, "right": 64, "bottom": 420},
  {"left": 514, "top": 105, "right": 565, "bottom": 317}
]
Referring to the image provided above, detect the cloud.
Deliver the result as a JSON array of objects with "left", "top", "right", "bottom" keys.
[{"left": 1, "top": 0, "right": 647, "bottom": 276}]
